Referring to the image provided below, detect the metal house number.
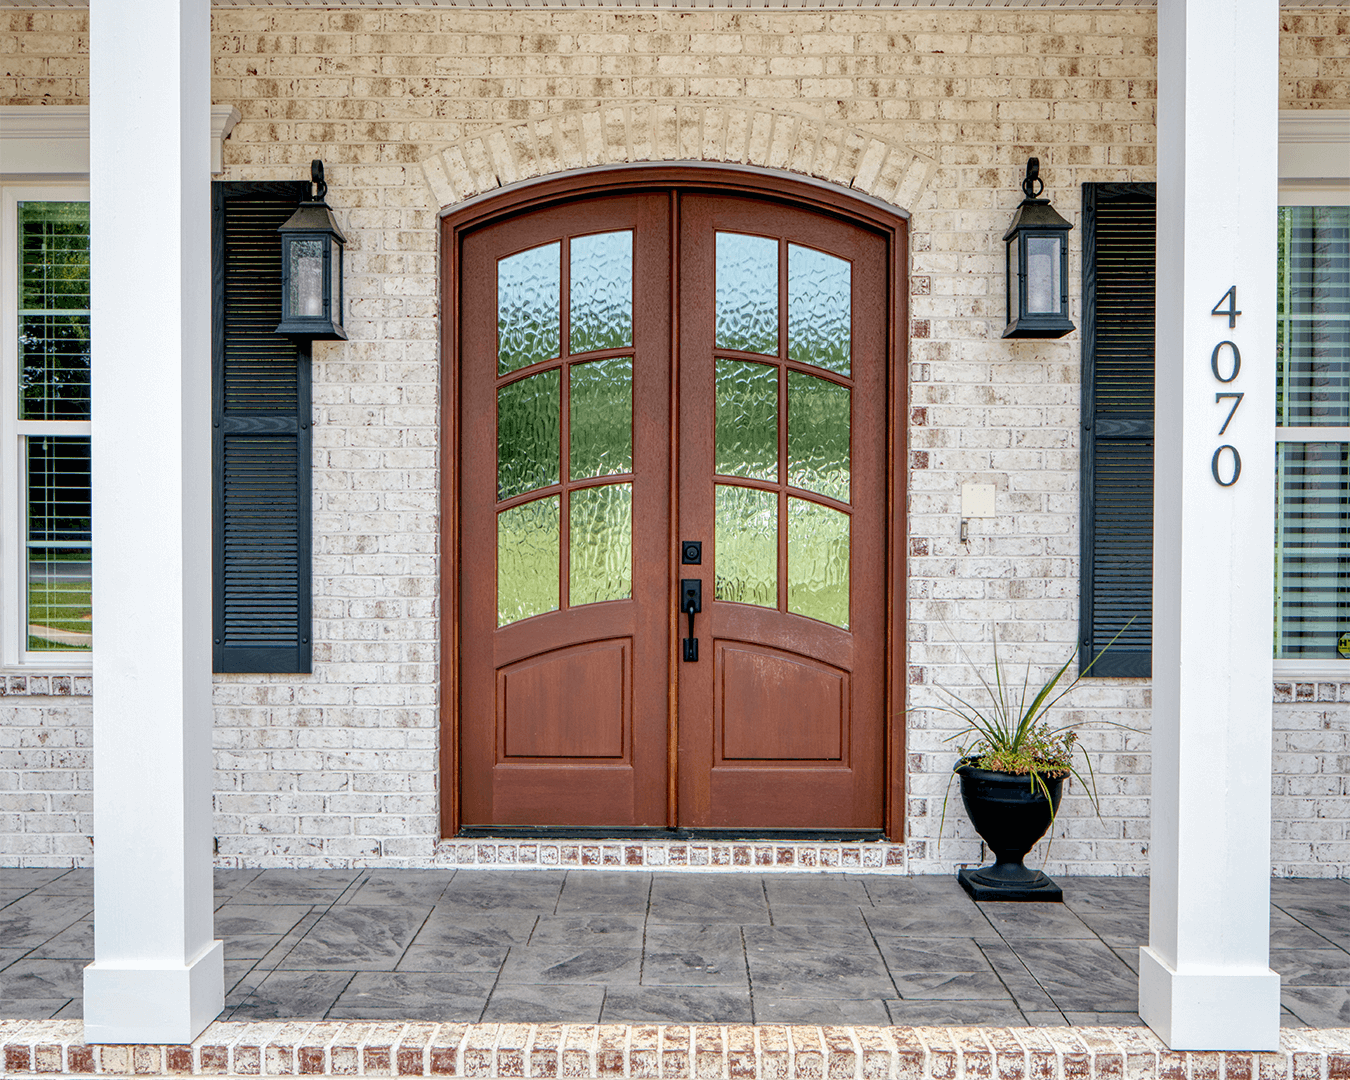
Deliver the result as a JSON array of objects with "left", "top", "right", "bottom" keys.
[{"left": 1210, "top": 285, "right": 1242, "bottom": 487}]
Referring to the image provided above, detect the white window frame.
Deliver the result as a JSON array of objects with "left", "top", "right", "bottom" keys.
[
  {"left": 1272, "top": 110, "right": 1350, "bottom": 679},
  {"left": 0, "top": 183, "right": 93, "bottom": 671},
  {"left": 1, "top": 104, "right": 91, "bottom": 670}
]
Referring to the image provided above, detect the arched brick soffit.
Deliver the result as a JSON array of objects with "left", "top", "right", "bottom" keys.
[{"left": 418, "top": 102, "right": 937, "bottom": 213}]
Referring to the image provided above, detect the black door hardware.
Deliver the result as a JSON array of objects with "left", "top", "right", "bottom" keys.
[
  {"left": 680, "top": 579, "right": 702, "bottom": 662},
  {"left": 681, "top": 540, "right": 702, "bottom": 565}
]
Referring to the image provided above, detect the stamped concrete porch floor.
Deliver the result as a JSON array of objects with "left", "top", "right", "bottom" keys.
[{"left": 1, "top": 869, "right": 1348, "bottom": 1028}]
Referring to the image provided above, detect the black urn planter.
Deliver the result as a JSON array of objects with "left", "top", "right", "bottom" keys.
[{"left": 956, "top": 759, "right": 1064, "bottom": 902}]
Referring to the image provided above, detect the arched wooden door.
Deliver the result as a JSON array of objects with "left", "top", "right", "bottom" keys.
[{"left": 446, "top": 170, "right": 906, "bottom": 834}]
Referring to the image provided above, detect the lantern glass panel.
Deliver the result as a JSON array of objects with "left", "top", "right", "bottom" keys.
[
  {"left": 1025, "top": 234, "right": 1060, "bottom": 314},
  {"left": 289, "top": 239, "right": 325, "bottom": 318},
  {"left": 1007, "top": 234, "right": 1019, "bottom": 317},
  {"left": 330, "top": 244, "right": 341, "bottom": 324}
]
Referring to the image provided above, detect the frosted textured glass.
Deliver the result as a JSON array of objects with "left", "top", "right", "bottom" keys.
[
  {"left": 715, "top": 233, "right": 778, "bottom": 355},
  {"left": 571, "top": 357, "right": 633, "bottom": 481},
  {"left": 788, "top": 497, "right": 849, "bottom": 629},
  {"left": 787, "top": 371, "right": 850, "bottom": 502},
  {"left": 498, "top": 369, "right": 560, "bottom": 500},
  {"left": 498, "top": 242, "right": 561, "bottom": 374},
  {"left": 570, "top": 483, "right": 633, "bottom": 606},
  {"left": 1025, "top": 235, "right": 1060, "bottom": 314},
  {"left": 570, "top": 231, "right": 633, "bottom": 354},
  {"left": 498, "top": 496, "right": 560, "bottom": 626},
  {"left": 715, "top": 484, "right": 777, "bottom": 609},
  {"left": 715, "top": 359, "right": 778, "bottom": 482},
  {"left": 788, "top": 244, "right": 851, "bottom": 375},
  {"left": 288, "top": 239, "right": 325, "bottom": 318}
]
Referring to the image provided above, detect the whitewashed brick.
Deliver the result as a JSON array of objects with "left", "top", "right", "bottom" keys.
[{"left": 2, "top": 9, "right": 1347, "bottom": 874}]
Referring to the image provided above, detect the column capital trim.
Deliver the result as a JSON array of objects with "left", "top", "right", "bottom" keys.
[{"left": 0, "top": 104, "right": 243, "bottom": 177}]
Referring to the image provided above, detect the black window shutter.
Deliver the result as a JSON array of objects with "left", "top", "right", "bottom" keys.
[
  {"left": 212, "top": 182, "right": 313, "bottom": 674},
  {"left": 1080, "top": 183, "right": 1156, "bottom": 678}
]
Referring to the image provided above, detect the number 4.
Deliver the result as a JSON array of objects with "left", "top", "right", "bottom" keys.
[{"left": 1212, "top": 285, "right": 1241, "bottom": 328}]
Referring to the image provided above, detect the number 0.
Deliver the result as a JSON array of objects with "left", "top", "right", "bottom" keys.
[
  {"left": 1212, "top": 445, "right": 1241, "bottom": 486},
  {"left": 1211, "top": 341, "right": 1241, "bottom": 383}
]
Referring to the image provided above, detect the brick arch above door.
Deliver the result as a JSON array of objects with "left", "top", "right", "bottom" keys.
[{"left": 417, "top": 102, "right": 937, "bottom": 213}]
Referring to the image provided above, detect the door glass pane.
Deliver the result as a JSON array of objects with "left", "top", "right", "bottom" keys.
[
  {"left": 787, "top": 371, "right": 850, "bottom": 502},
  {"left": 1276, "top": 206, "right": 1350, "bottom": 427},
  {"left": 570, "top": 482, "right": 632, "bottom": 606},
  {"left": 498, "top": 495, "right": 560, "bottom": 626},
  {"left": 571, "top": 357, "right": 632, "bottom": 481},
  {"left": 715, "top": 232, "right": 778, "bottom": 355},
  {"left": 26, "top": 436, "right": 92, "bottom": 651},
  {"left": 788, "top": 497, "right": 849, "bottom": 629},
  {"left": 19, "top": 201, "right": 91, "bottom": 421},
  {"left": 498, "top": 369, "right": 560, "bottom": 500},
  {"left": 714, "top": 484, "right": 777, "bottom": 608},
  {"left": 498, "top": 242, "right": 560, "bottom": 375},
  {"left": 1274, "top": 441, "right": 1350, "bottom": 659},
  {"left": 787, "top": 244, "right": 850, "bottom": 375},
  {"left": 715, "top": 359, "right": 778, "bottom": 482},
  {"left": 570, "top": 231, "right": 633, "bottom": 354}
]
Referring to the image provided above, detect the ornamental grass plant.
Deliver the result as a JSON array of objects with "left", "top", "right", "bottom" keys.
[{"left": 934, "top": 622, "right": 1133, "bottom": 851}]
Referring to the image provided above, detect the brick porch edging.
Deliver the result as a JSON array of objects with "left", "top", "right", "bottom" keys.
[{"left": 2, "top": 1022, "right": 1348, "bottom": 1080}]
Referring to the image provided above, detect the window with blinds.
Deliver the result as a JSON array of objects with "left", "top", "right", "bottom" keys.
[
  {"left": 1079, "top": 184, "right": 1156, "bottom": 678},
  {"left": 1274, "top": 205, "right": 1350, "bottom": 661},
  {"left": 212, "top": 182, "right": 312, "bottom": 674},
  {"left": 18, "top": 200, "right": 92, "bottom": 655}
]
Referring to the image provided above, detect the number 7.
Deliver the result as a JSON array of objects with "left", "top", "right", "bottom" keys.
[{"left": 1216, "top": 392, "right": 1244, "bottom": 436}]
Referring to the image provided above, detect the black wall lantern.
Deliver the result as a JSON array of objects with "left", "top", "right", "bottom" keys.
[
  {"left": 276, "top": 160, "right": 347, "bottom": 341},
  {"left": 1002, "top": 157, "right": 1074, "bottom": 339}
]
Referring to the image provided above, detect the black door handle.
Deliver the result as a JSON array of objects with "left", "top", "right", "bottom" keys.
[{"left": 680, "top": 579, "right": 702, "bottom": 662}]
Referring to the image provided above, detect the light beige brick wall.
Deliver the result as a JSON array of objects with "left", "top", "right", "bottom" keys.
[{"left": 0, "top": 6, "right": 1346, "bottom": 873}]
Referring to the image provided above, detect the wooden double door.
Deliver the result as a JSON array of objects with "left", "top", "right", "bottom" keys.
[{"left": 455, "top": 179, "right": 898, "bottom": 832}]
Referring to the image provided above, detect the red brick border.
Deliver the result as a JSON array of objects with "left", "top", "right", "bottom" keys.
[{"left": 0, "top": 1022, "right": 1346, "bottom": 1079}]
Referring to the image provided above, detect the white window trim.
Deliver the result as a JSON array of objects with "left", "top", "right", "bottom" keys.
[
  {"left": 1272, "top": 110, "right": 1350, "bottom": 680},
  {"left": 0, "top": 181, "right": 92, "bottom": 671},
  {"left": 2, "top": 109, "right": 93, "bottom": 670}
]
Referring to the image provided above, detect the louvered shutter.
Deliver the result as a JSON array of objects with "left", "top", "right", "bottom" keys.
[
  {"left": 1079, "top": 184, "right": 1155, "bottom": 678},
  {"left": 212, "top": 183, "right": 312, "bottom": 673}
]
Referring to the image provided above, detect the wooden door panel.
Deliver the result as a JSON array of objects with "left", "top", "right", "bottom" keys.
[
  {"left": 716, "top": 642, "right": 848, "bottom": 761},
  {"left": 499, "top": 639, "right": 630, "bottom": 759},
  {"left": 490, "top": 765, "right": 641, "bottom": 825}
]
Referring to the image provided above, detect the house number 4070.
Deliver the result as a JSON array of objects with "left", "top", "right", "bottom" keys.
[{"left": 1210, "top": 285, "right": 1242, "bottom": 487}]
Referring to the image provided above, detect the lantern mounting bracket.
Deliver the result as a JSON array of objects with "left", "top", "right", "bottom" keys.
[{"left": 1020, "top": 157, "right": 1045, "bottom": 202}]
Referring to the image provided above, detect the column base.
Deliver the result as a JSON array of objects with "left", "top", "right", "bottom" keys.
[
  {"left": 83, "top": 939, "right": 224, "bottom": 1044},
  {"left": 1138, "top": 945, "right": 1280, "bottom": 1050}
]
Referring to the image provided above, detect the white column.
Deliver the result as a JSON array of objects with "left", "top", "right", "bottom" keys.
[
  {"left": 1141, "top": 0, "right": 1281, "bottom": 1052},
  {"left": 83, "top": 0, "right": 223, "bottom": 1043}
]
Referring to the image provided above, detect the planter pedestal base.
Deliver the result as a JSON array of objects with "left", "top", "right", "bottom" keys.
[{"left": 957, "top": 865, "right": 1062, "bottom": 903}]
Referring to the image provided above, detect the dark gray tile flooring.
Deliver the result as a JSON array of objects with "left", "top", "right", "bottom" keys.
[{"left": 1, "top": 867, "right": 1348, "bottom": 1027}]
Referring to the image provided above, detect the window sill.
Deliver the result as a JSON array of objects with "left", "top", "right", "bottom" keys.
[{"left": 1272, "top": 660, "right": 1350, "bottom": 681}]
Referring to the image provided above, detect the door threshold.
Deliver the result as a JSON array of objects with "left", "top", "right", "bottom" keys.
[{"left": 456, "top": 826, "right": 886, "bottom": 842}]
